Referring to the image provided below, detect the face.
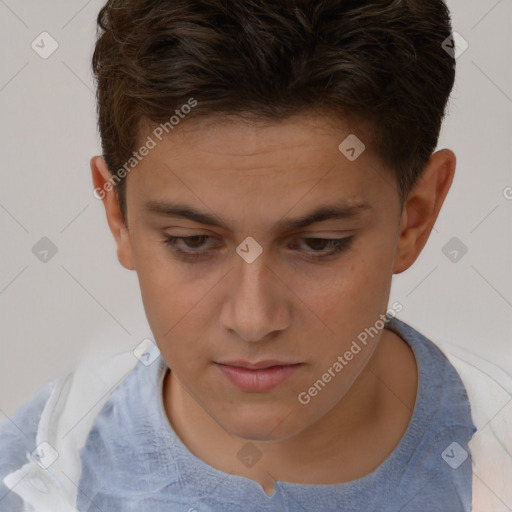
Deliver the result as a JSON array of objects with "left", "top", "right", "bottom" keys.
[{"left": 94, "top": 112, "right": 442, "bottom": 443}]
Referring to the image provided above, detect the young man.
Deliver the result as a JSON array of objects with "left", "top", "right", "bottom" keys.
[{"left": 1, "top": 1, "right": 511, "bottom": 511}]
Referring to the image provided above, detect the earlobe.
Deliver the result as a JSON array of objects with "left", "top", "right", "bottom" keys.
[
  {"left": 393, "top": 149, "right": 456, "bottom": 274},
  {"left": 90, "top": 156, "right": 135, "bottom": 271}
]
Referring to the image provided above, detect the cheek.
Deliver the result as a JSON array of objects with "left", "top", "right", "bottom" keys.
[
  {"left": 345, "top": 230, "right": 396, "bottom": 305},
  {"left": 297, "top": 237, "right": 395, "bottom": 377},
  {"left": 132, "top": 241, "right": 191, "bottom": 337},
  {"left": 138, "top": 271, "right": 205, "bottom": 345},
  {"left": 132, "top": 245, "right": 221, "bottom": 366},
  {"left": 304, "top": 254, "right": 391, "bottom": 332}
]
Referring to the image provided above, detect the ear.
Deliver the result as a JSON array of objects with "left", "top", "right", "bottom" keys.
[
  {"left": 393, "top": 149, "right": 456, "bottom": 274},
  {"left": 90, "top": 156, "right": 135, "bottom": 271}
]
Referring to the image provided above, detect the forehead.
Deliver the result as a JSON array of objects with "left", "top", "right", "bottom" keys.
[
  {"left": 135, "top": 112, "right": 377, "bottom": 174},
  {"left": 128, "top": 113, "right": 396, "bottom": 223}
]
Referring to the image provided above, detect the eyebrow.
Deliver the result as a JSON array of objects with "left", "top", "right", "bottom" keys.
[{"left": 144, "top": 199, "right": 372, "bottom": 233}]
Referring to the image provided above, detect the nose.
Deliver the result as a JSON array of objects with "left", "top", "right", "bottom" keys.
[{"left": 219, "top": 249, "right": 290, "bottom": 343}]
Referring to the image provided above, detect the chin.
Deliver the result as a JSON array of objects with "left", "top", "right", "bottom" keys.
[{"left": 218, "top": 406, "right": 305, "bottom": 442}]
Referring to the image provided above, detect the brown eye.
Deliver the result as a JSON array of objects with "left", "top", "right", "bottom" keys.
[
  {"left": 162, "top": 235, "right": 214, "bottom": 262},
  {"left": 162, "top": 235, "right": 354, "bottom": 263},
  {"left": 179, "top": 235, "right": 209, "bottom": 249},
  {"left": 292, "top": 237, "right": 354, "bottom": 261}
]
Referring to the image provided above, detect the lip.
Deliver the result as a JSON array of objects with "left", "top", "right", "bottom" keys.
[
  {"left": 218, "top": 360, "right": 301, "bottom": 370},
  {"left": 215, "top": 361, "right": 303, "bottom": 392}
]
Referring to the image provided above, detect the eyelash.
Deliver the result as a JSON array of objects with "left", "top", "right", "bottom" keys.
[{"left": 162, "top": 235, "right": 354, "bottom": 262}]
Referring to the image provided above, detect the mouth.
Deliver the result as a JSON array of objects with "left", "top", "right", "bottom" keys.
[{"left": 214, "top": 360, "right": 303, "bottom": 392}]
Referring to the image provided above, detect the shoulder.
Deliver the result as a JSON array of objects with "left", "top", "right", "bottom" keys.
[
  {"left": 0, "top": 380, "right": 55, "bottom": 508},
  {"left": 0, "top": 381, "right": 55, "bottom": 469},
  {"left": 384, "top": 316, "right": 476, "bottom": 418},
  {"left": 433, "top": 341, "right": 512, "bottom": 511},
  {"left": 0, "top": 347, "right": 150, "bottom": 510},
  {"left": 398, "top": 323, "right": 512, "bottom": 512}
]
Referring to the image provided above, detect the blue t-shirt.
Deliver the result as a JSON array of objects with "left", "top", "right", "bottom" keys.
[{"left": 0, "top": 317, "right": 476, "bottom": 511}]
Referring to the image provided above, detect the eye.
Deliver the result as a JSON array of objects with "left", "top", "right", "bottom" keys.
[
  {"left": 162, "top": 235, "right": 213, "bottom": 261},
  {"left": 292, "top": 237, "right": 354, "bottom": 261},
  {"left": 162, "top": 235, "right": 354, "bottom": 262}
]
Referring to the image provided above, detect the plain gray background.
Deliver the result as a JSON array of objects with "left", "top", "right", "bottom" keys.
[{"left": 0, "top": 0, "right": 511, "bottom": 418}]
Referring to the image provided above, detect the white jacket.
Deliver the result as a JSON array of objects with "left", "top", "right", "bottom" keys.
[{"left": 3, "top": 338, "right": 512, "bottom": 511}]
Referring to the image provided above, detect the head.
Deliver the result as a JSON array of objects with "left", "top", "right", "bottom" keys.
[{"left": 90, "top": 0, "right": 456, "bottom": 441}]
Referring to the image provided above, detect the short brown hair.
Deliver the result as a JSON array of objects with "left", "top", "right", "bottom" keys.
[{"left": 92, "top": 0, "right": 456, "bottom": 222}]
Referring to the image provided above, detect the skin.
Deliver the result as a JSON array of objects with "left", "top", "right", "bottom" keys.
[{"left": 91, "top": 112, "right": 455, "bottom": 496}]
